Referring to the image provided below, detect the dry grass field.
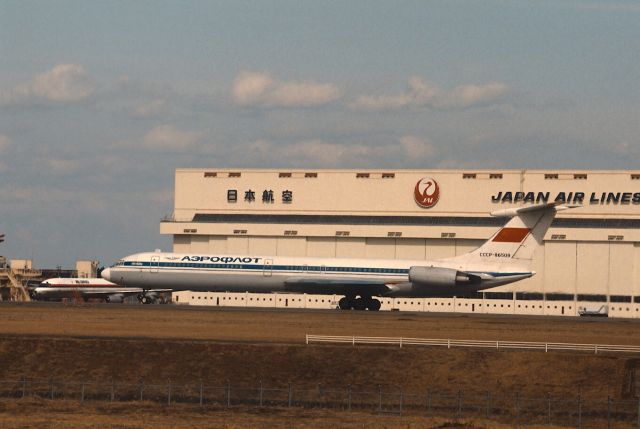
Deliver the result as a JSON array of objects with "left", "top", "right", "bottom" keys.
[
  {"left": 1, "top": 303, "right": 639, "bottom": 428},
  {"left": 2, "top": 302, "right": 640, "bottom": 345},
  {"left": 0, "top": 398, "right": 588, "bottom": 429}
]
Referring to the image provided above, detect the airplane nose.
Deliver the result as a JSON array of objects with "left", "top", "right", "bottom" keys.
[{"left": 101, "top": 268, "right": 111, "bottom": 281}]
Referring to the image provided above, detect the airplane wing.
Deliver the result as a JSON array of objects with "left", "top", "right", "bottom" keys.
[
  {"left": 81, "top": 288, "right": 173, "bottom": 299},
  {"left": 283, "top": 277, "right": 393, "bottom": 296},
  {"left": 79, "top": 288, "right": 144, "bottom": 299}
]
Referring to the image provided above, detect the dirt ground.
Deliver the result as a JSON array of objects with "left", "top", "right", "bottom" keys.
[
  {"left": 0, "top": 398, "right": 590, "bottom": 429},
  {"left": 1, "top": 303, "right": 639, "bottom": 428},
  {"left": 0, "top": 335, "right": 630, "bottom": 397}
]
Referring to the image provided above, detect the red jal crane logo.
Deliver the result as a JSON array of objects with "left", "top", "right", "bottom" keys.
[{"left": 414, "top": 177, "right": 440, "bottom": 208}]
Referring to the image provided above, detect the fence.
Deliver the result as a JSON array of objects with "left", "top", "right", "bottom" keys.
[
  {"left": 305, "top": 334, "right": 640, "bottom": 354},
  {"left": 2, "top": 378, "right": 640, "bottom": 428}
]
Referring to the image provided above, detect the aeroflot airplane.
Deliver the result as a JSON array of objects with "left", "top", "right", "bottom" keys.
[{"left": 102, "top": 202, "right": 575, "bottom": 311}]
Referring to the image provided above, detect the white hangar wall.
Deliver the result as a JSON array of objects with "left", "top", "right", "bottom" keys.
[
  {"left": 161, "top": 169, "right": 640, "bottom": 302},
  {"left": 172, "top": 291, "right": 639, "bottom": 318}
]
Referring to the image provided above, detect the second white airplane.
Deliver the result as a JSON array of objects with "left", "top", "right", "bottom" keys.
[
  {"left": 102, "top": 202, "right": 574, "bottom": 311},
  {"left": 31, "top": 278, "right": 171, "bottom": 304}
]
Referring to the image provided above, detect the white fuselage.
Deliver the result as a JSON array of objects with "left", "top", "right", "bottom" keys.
[
  {"left": 102, "top": 203, "right": 570, "bottom": 299},
  {"left": 102, "top": 252, "right": 532, "bottom": 297},
  {"left": 32, "top": 278, "right": 131, "bottom": 300}
]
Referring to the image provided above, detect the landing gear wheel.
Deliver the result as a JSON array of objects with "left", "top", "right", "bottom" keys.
[
  {"left": 141, "top": 296, "right": 150, "bottom": 304},
  {"left": 338, "top": 297, "right": 352, "bottom": 310},
  {"left": 353, "top": 298, "right": 367, "bottom": 311},
  {"left": 367, "top": 299, "right": 381, "bottom": 311}
]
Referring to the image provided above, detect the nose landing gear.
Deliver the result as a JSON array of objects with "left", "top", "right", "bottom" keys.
[{"left": 338, "top": 295, "right": 381, "bottom": 311}]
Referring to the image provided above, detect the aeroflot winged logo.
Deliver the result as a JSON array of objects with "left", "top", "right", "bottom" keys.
[{"left": 414, "top": 177, "right": 440, "bottom": 209}]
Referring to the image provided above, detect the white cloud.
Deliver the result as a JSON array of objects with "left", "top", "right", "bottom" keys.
[
  {"left": 350, "top": 76, "right": 509, "bottom": 110},
  {"left": 1, "top": 185, "right": 79, "bottom": 208},
  {"left": 446, "top": 82, "right": 510, "bottom": 108},
  {"left": 1, "top": 64, "right": 94, "bottom": 104},
  {"left": 142, "top": 125, "right": 202, "bottom": 151},
  {"left": 268, "top": 82, "right": 342, "bottom": 107},
  {"left": 0, "top": 184, "right": 111, "bottom": 214},
  {"left": 225, "top": 139, "right": 373, "bottom": 166},
  {"left": 231, "top": 135, "right": 436, "bottom": 167},
  {"left": 437, "top": 158, "right": 505, "bottom": 169},
  {"left": 112, "top": 125, "right": 203, "bottom": 152},
  {"left": 132, "top": 99, "right": 167, "bottom": 117},
  {"left": 47, "top": 159, "right": 81, "bottom": 175},
  {"left": 232, "top": 71, "right": 273, "bottom": 106},
  {"left": 232, "top": 71, "right": 342, "bottom": 107},
  {"left": 0, "top": 134, "right": 10, "bottom": 153},
  {"left": 399, "top": 135, "right": 437, "bottom": 159},
  {"left": 351, "top": 94, "right": 407, "bottom": 110},
  {"left": 283, "top": 139, "right": 374, "bottom": 165},
  {"left": 612, "top": 141, "right": 640, "bottom": 156}
]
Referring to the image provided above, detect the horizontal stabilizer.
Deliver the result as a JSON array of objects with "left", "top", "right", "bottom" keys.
[{"left": 490, "top": 202, "right": 580, "bottom": 218}]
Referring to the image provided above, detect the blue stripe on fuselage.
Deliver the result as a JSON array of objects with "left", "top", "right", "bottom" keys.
[
  {"left": 124, "top": 261, "right": 408, "bottom": 274},
  {"left": 121, "top": 261, "right": 530, "bottom": 278}
]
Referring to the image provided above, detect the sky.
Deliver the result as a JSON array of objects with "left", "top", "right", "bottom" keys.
[{"left": 1, "top": 0, "right": 639, "bottom": 268}]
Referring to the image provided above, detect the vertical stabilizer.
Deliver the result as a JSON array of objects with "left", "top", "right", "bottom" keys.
[{"left": 448, "top": 203, "right": 575, "bottom": 268}]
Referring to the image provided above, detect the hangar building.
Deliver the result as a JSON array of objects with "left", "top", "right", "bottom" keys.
[{"left": 161, "top": 169, "right": 640, "bottom": 316}]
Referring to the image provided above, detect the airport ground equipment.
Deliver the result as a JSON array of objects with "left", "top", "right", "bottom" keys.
[{"left": 0, "top": 257, "right": 36, "bottom": 301}]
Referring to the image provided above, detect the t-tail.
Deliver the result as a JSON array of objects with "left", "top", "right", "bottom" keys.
[{"left": 435, "top": 202, "right": 578, "bottom": 288}]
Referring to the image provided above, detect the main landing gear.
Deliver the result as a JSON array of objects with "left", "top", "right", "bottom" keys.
[
  {"left": 338, "top": 295, "right": 381, "bottom": 311},
  {"left": 137, "top": 293, "right": 165, "bottom": 304}
]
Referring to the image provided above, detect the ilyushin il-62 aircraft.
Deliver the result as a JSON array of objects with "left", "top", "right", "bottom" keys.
[{"left": 102, "top": 202, "right": 576, "bottom": 311}]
